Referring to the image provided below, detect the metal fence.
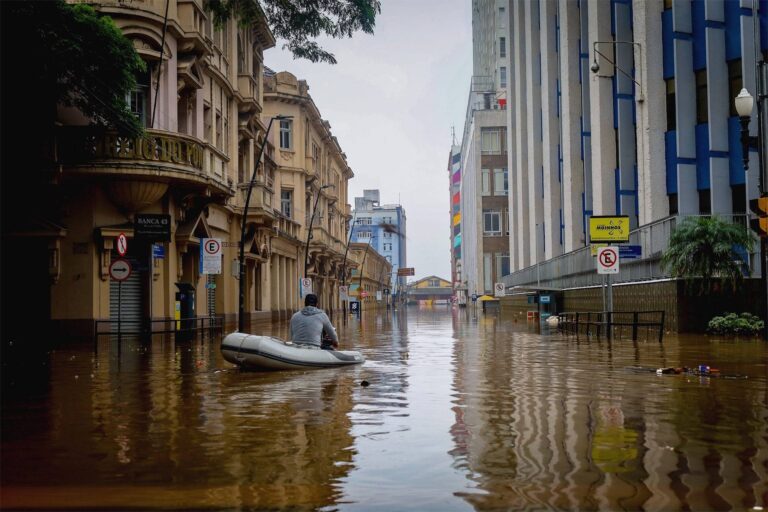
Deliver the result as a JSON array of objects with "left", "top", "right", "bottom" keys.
[
  {"left": 502, "top": 214, "right": 754, "bottom": 290},
  {"left": 94, "top": 315, "right": 224, "bottom": 337}
]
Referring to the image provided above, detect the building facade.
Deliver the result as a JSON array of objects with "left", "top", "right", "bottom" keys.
[
  {"left": 262, "top": 70, "right": 355, "bottom": 317},
  {"left": 459, "top": 0, "right": 510, "bottom": 298},
  {"left": 496, "top": 0, "right": 765, "bottom": 327},
  {"left": 406, "top": 275, "right": 453, "bottom": 305},
  {"left": 4, "top": 1, "right": 357, "bottom": 337},
  {"left": 350, "top": 190, "right": 408, "bottom": 300},
  {"left": 347, "top": 242, "right": 392, "bottom": 308},
  {"left": 448, "top": 143, "right": 463, "bottom": 302}
]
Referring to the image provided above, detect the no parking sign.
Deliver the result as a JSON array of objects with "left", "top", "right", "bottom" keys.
[{"left": 597, "top": 246, "right": 620, "bottom": 274}]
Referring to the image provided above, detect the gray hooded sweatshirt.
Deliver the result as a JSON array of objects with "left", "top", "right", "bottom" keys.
[{"left": 289, "top": 306, "right": 338, "bottom": 347}]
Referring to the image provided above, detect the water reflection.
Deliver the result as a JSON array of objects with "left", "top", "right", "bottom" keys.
[{"left": 2, "top": 306, "right": 767, "bottom": 510}]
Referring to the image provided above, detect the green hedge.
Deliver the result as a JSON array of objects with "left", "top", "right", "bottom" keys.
[{"left": 707, "top": 312, "right": 764, "bottom": 336}]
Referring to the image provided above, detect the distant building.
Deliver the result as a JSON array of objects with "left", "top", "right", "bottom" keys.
[
  {"left": 458, "top": 0, "right": 510, "bottom": 297},
  {"left": 350, "top": 190, "right": 407, "bottom": 300},
  {"left": 348, "top": 242, "right": 392, "bottom": 309},
  {"left": 448, "top": 143, "right": 463, "bottom": 303},
  {"left": 406, "top": 276, "right": 453, "bottom": 305}
]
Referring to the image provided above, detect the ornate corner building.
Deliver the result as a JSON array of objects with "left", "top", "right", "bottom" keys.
[{"left": 2, "top": 0, "right": 355, "bottom": 337}]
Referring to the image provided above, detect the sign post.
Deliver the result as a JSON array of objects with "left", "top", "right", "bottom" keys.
[
  {"left": 116, "top": 233, "right": 128, "bottom": 257},
  {"left": 597, "top": 246, "right": 619, "bottom": 312},
  {"left": 109, "top": 259, "right": 132, "bottom": 339}
]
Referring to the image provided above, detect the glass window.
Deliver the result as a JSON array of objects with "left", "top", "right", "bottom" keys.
[
  {"left": 280, "top": 190, "right": 292, "bottom": 218},
  {"left": 483, "top": 210, "right": 501, "bottom": 234},
  {"left": 384, "top": 231, "right": 392, "bottom": 238},
  {"left": 666, "top": 78, "right": 676, "bottom": 131},
  {"left": 499, "top": 37, "right": 506, "bottom": 58},
  {"left": 695, "top": 69, "right": 708, "bottom": 125},
  {"left": 358, "top": 231, "right": 371, "bottom": 239},
  {"left": 279, "top": 119, "right": 292, "bottom": 149},
  {"left": 383, "top": 243, "right": 392, "bottom": 251},
  {"left": 728, "top": 59, "right": 743, "bottom": 118},
  {"left": 500, "top": 66, "right": 507, "bottom": 88},
  {"left": 481, "top": 128, "right": 506, "bottom": 154},
  {"left": 493, "top": 169, "right": 507, "bottom": 196},
  {"left": 356, "top": 217, "right": 372, "bottom": 225},
  {"left": 126, "top": 67, "right": 151, "bottom": 128},
  {"left": 482, "top": 169, "right": 491, "bottom": 195}
]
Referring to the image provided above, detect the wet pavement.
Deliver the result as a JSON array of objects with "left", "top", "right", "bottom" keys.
[{"left": 2, "top": 306, "right": 767, "bottom": 510}]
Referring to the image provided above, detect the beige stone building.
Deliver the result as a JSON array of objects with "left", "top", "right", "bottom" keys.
[
  {"left": 262, "top": 70, "right": 355, "bottom": 314},
  {"left": 8, "top": 0, "right": 356, "bottom": 336},
  {"left": 348, "top": 242, "right": 392, "bottom": 309}
]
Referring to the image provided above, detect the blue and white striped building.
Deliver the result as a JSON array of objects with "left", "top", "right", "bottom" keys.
[{"left": 505, "top": 0, "right": 764, "bottom": 274}]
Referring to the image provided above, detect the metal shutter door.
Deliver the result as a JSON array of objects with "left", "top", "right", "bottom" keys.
[{"left": 110, "top": 260, "right": 143, "bottom": 332}]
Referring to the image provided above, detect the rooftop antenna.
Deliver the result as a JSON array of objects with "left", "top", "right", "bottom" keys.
[{"left": 451, "top": 125, "right": 457, "bottom": 146}]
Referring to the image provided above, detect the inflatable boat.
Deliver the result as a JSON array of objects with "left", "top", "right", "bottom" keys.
[{"left": 221, "top": 332, "right": 365, "bottom": 371}]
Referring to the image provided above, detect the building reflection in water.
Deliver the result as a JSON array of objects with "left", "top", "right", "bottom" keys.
[
  {"left": 1, "top": 332, "right": 358, "bottom": 510},
  {"left": 448, "top": 309, "right": 768, "bottom": 510}
]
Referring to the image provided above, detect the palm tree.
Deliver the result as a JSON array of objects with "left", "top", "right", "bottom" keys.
[{"left": 661, "top": 216, "right": 755, "bottom": 293}]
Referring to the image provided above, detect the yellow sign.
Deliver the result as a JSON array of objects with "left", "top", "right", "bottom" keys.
[
  {"left": 589, "top": 216, "right": 630, "bottom": 243},
  {"left": 590, "top": 243, "right": 607, "bottom": 256}
]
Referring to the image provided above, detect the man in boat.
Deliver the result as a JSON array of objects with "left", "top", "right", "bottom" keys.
[{"left": 289, "top": 293, "right": 339, "bottom": 349}]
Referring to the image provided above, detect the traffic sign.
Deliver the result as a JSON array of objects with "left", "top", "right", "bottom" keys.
[
  {"left": 116, "top": 233, "right": 128, "bottom": 257},
  {"left": 200, "top": 238, "right": 222, "bottom": 274},
  {"left": 494, "top": 282, "right": 506, "bottom": 297},
  {"left": 350, "top": 301, "right": 360, "bottom": 312},
  {"left": 471, "top": 293, "right": 478, "bottom": 302},
  {"left": 589, "top": 215, "right": 630, "bottom": 243},
  {"left": 397, "top": 267, "right": 415, "bottom": 276},
  {"left": 339, "top": 285, "right": 349, "bottom": 301},
  {"left": 301, "top": 278, "right": 313, "bottom": 297},
  {"left": 597, "top": 246, "right": 620, "bottom": 274},
  {"left": 383, "top": 288, "right": 390, "bottom": 295},
  {"left": 109, "top": 258, "right": 132, "bottom": 281}
]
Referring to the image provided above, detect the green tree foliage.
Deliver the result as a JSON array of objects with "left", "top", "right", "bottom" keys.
[
  {"left": 661, "top": 216, "right": 755, "bottom": 293},
  {"left": 1, "top": 1, "right": 146, "bottom": 137},
  {"left": 205, "top": 0, "right": 381, "bottom": 64}
]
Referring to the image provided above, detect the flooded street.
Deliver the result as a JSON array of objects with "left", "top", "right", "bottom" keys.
[{"left": 2, "top": 306, "right": 768, "bottom": 511}]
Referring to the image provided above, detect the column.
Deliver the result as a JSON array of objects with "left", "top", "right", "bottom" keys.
[
  {"left": 560, "top": 0, "right": 586, "bottom": 251},
  {"left": 633, "top": 0, "right": 668, "bottom": 225},
  {"left": 513, "top": 0, "right": 531, "bottom": 269},
  {"left": 588, "top": 0, "right": 617, "bottom": 216},
  {"left": 541, "top": 0, "right": 562, "bottom": 259}
]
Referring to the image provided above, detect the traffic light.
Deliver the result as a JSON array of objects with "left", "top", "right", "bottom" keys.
[{"left": 750, "top": 196, "right": 768, "bottom": 237}]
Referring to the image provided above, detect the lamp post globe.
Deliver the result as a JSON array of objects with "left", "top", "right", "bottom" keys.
[{"left": 735, "top": 88, "right": 755, "bottom": 118}]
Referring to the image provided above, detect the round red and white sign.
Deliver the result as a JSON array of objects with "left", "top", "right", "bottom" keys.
[
  {"left": 597, "top": 246, "right": 619, "bottom": 274},
  {"left": 116, "top": 233, "right": 128, "bottom": 257},
  {"left": 109, "top": 258, "right": 132, "bottom": 281},
  {"left": 204, "top": 239, "right": 221, "bottom": 255}
]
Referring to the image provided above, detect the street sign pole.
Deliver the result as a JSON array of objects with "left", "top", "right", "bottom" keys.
[{"left": 118, "top": 280, "right": 122, "bottom": 342}]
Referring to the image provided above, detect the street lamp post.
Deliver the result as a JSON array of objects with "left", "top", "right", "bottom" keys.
[
  {"left": 339, "top": 212, "right": 357, "bottom": 318},
  {"left": 303, "top": 183, "right": 335, "bottom": 279},
  {"left": 591, "top": 41, "right": 644, "bottom": 102},
  {"left": 736, "top": 87, "right": 768, "bottom": 340},
  {"left": 238, "top": 115, "right": 291, "bottom": 333}
]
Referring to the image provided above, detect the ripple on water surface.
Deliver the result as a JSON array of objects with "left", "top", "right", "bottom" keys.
[{"left": 2, "top": 307, "right": 767, "bottom": 511}]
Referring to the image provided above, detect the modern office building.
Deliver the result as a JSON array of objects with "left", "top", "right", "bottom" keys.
[
  {"left": 499, "top": 0, "right": 765, "bottom": 329},
  {"left": 458, "top": 0, "right": 510, "bottom": 297},
  {"left": 350, "top": 190, "right": 407, "bottom": 300}
]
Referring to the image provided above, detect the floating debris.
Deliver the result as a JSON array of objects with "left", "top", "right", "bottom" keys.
[{"left": 360, "top": 380, "right": 370, "bottom": 387}]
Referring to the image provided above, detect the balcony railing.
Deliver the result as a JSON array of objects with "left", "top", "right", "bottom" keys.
[
  {"left": 238, "top": 182, "right": 273, "bottom": 213},
  {"left": 501, "top": 214, "right": 755, "bottom": 290},
  {"left": 58, "top": 127, "right": 234, "bottom": 194}
]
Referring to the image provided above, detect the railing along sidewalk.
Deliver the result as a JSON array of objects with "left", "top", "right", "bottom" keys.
[{"left": 557, "top": 311, "right": 665, "bottom": 342}]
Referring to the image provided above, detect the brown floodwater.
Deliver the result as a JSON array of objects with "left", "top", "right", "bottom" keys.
[{"left": 1, "top": 306, "right": 767, "bottom": 511}]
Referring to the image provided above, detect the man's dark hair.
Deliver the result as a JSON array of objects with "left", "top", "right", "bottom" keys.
[{"left": 305, "top": 294, "right": 318, "bottom": 307}]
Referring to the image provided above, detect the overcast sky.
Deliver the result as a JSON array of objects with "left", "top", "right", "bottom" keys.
[{"left": 264, "top": 0, "right": 472, "bottom": 282}]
